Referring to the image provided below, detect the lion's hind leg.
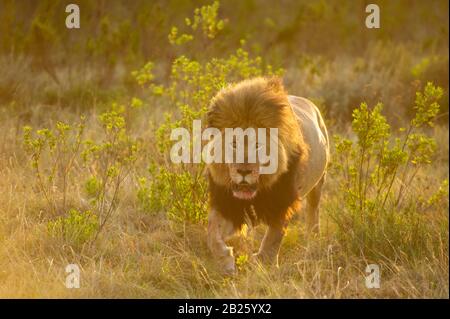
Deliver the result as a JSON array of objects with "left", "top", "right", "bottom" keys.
[
  {"left": 254, "top": 224, "right": 285, "bottom": 267},
  {"left": 305, "top": 174, "right": 325, "bottom": 233}
]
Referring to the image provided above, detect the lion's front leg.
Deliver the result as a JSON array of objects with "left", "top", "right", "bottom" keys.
[
  {"left": 207, "top": 209, "right": 237, "bottom": 275},
  {"left": 254, "top": 224, "right": 285, "bottom": 266}
]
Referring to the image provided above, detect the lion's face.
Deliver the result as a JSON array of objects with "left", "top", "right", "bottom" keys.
[
  {"left": 206, "top": 77, "right": 302, "bottom": 201},
  {"left": 207, "top": 130, "right": 290, "bottom": 200}
]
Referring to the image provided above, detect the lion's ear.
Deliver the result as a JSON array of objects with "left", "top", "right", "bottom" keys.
[{"left": 266, "top": 76, "right": 285, "bottom": 93}]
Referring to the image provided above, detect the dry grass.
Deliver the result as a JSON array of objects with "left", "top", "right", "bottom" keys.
[
  {"left": 0, "top": 0, "right": 448, "bottom": 299},
  {"left": 0, "top": 109, "right": 447, "bottom": 298}
]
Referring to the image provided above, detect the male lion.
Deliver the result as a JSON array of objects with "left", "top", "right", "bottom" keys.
[{"left": 206, "top": 77, "right": 329, "bottom": 274}]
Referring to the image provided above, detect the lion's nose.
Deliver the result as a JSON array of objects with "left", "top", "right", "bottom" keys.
[{"left": 237, "top": 169, "right": 252, "bottom": 177}]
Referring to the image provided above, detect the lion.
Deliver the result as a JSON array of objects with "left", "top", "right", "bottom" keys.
[{"left": 205, "top": 76, "right": 329, "bottom": 274}]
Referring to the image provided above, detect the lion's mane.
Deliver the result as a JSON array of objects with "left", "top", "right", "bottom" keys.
[{"left": 206, "top": 77, "right": 309, "bottom": 228}]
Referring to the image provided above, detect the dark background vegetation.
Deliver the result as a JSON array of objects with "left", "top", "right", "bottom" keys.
[{"left": 0, "top": 0, "right": 448, "bottom": 124}]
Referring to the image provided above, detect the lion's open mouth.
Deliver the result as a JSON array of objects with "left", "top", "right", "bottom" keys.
[{"left": 231, "top": 183, "right": 258, "bottom": 200}]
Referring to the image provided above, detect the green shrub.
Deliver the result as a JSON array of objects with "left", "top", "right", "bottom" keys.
[
  {"left": 23, "top": 117, "right": 86, "bottom": 215},
  {"left": 331, "top": 82, "right": 447, "bottom": 260},
  {"left": 23, "top": 102, "right": 138, "bottom": 242},
  {"left": 82, "top": 103, "right": 139, "bottom": 238},
  {"left": 47, "top": 209, "right": 99, "bottom": 246},
  {"left": 168, "top": 0, "right": 226, "bottom": 46},
  {"left": 137, "top": 164, "right": 208, "bottom": 223}
]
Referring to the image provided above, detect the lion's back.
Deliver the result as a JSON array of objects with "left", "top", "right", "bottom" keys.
[{"left": 288, "top": 95, "right": 329, "bottom": 197}]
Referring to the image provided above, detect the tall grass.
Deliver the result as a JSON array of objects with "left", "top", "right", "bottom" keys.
[{"left": 0, "top": 0, "right": 448, "bottom": 298}]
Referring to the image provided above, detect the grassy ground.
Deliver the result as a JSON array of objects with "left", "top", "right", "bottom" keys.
[
  {"left": 0, "top": 0, "right": 448, "bottom": 298},
  {"left": 0, "top": 96, "right": 447, "bottom": 298}
]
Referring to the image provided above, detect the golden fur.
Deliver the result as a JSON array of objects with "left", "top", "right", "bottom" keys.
[{"left": 205, "top": 76, "right": 329, "bottom": 274}]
